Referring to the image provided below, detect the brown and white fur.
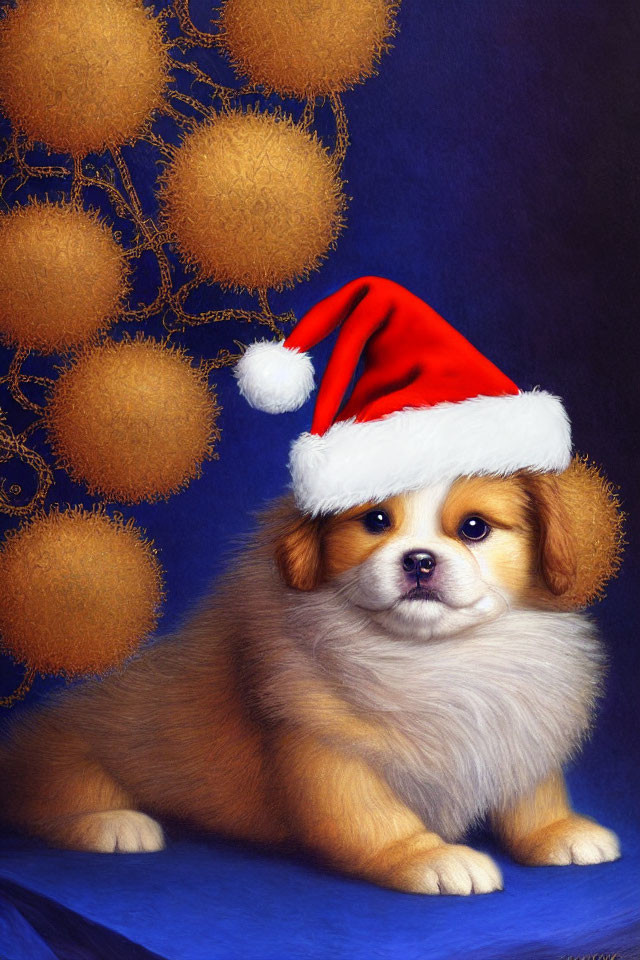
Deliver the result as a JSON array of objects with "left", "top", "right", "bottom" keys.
[{"left": 0, "top": 467, "right": 621, "bottom": 895}]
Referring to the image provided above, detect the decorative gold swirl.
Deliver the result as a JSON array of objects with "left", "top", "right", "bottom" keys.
[{"left": 0, "top": 419, "right": 54, "bottom": 517}]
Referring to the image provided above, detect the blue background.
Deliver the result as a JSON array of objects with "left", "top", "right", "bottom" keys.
[{"left": 0, "top": 0, "right": 638, "bottom": 957}]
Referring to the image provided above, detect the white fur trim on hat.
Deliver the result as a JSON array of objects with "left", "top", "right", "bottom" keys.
[
  {"left": 289, "top": 390, "right": 572, "bottom": 515},
  {"left": 234, "top": 340, "right": 315, "bottom": 414}
]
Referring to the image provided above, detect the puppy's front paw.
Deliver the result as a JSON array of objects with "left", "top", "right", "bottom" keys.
[
  {"left": 386, "top": 843, "right": 503, "bottom": 895},
  {"left": 515, "top": 815, "right": 620, "bottom": 867},
  {"left": 55, "top": 810, "right": 166, "bottom": 853}
]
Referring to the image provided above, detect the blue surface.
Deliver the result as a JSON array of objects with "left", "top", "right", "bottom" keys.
[
  {"left": 0, "top": 772, "right": 638, "bottom": 960},
  {"left": 0, "top": 896, "right": 58, "bottom": 960},
  {"left": 1, "top": 0, "right": 639, "bottom": 956},
  {"left": 0, "top": 881, "right": 163, "bottom": 960}
]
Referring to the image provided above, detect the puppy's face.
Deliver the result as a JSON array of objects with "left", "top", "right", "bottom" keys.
[
  {"left": 320, "top": 477, "right": 535, "bottom": 639},
  {"left": 272, "top": 457, "right": 623, "bottom": 640}
]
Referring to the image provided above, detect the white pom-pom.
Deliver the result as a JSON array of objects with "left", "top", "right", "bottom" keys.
[{"left": 234, "top": 340, "right": 315, "bottom": 413}]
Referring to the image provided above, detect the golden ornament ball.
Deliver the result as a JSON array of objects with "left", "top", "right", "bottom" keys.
[
  {"left": 161, "top": 109, "right": 346, "bottom": 291},
  {"left": 559, "top": 456, "right": 624, "bottom": 608},
  {"left": 0, "top": 202, "right": 129, "bottom": 354},
  {"left": 218, "top": 0, "right": 399, "bottom": 98},
  {"left": 0, "top": 507, "right": 163, "bottom": 677},
  {"left": 0, "top": 0, "right": 169, "bottom": 155},
  {"left": 47, "top": 337, "right": 220, "bottom": 503}
]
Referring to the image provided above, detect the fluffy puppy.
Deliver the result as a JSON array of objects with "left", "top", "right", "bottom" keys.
[{"left": 0, "top": 457, "right": 623, "bottom": 896}]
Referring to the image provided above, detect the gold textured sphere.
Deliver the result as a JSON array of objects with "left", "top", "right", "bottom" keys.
[
  {"left": 0, "top": 202, "right": 129, "bottom": 354},
  {"left": 47, "top": 337, "right": 220, "bottom": 503},
  {"left": 219, "top": 0, "right": 399, "bottom": 98},
  {"left": 161, "top": 109, "right": 346, "bottom": 291},
  {"left": 0, "top": 0, "right": 169, "bottom": 155},
  {"left": 0, "top": 507, "right": 163, "bottom": 677}
]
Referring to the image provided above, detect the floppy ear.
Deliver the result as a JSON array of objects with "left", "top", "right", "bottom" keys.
[
  {"left": 524, "top": 472, "right": 577, "bottom": 597},
  {"left": 525, "top": 457, "right": 624, "bottom": 608},
  {"left": 272, "top": 503, "right": 324, "bottom": 592}
]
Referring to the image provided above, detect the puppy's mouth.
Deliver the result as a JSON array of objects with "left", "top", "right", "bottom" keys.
[{"left": 402, "top": 585, "right": 443, "bottom": 602}]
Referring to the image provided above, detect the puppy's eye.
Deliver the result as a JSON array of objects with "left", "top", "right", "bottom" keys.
[
  {"left": 459, "top": 516, "right": 491, "bottom": 542},
  {"left": 362, "top": 509, "right": 391, "bottom": 534}
]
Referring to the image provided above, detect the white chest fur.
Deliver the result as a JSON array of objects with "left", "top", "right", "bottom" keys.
[{"left": 286, "top": 602, "right": 604, "bottom": 840}]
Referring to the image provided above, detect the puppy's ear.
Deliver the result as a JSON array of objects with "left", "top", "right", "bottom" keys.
[
  {"left": 524, "top": 472, "right": 577, "bottom": 597},
  {"left": 272, "top": 504, "right": 324, "bottom": 592},
  {"left": 525, "top": 457, "right": 624, "bottom": 608}
]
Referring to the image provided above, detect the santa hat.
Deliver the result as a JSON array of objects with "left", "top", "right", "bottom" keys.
[{"left": 235, "top": 276, "right": 571, "bottom": 516}]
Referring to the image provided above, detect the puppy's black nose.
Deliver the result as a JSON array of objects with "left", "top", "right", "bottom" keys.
[{"left": 402, "top": 551, "right": 436, "bottom": 578}]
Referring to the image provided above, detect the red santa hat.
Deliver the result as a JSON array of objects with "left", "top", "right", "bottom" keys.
[{"left": 235, "top": 276, "right": 571, "bottom": 515}]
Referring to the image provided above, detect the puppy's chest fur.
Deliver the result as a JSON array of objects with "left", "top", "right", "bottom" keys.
[{"left": 277, "top": 597, "right": 603, "bottom": 840}]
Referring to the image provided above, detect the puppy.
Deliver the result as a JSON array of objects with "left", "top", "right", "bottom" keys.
[{"left": 0, "top": 457, "right": 623, "bottom": 895}]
